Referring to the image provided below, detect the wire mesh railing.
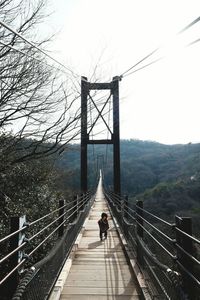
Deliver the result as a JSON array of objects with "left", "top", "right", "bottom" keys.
[
  {"left": 104, "top": 190, "right": 200, "bottom": 300},
  {"left": 0, "top": 190, "right": 95, "bottom": 300}
]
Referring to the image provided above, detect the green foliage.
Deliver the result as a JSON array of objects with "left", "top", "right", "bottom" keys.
[
  {"left": 57, "top": 139, "right": 200, "bottom": 196},
  {"left": 0, "top": 136, "right": 75, "bottom": 266},
  {"left": 56, "top": 139, "right": 200, "bottom": 237},
  {"left": 2, "top": 137, "right": 200, "bottom": 262}
]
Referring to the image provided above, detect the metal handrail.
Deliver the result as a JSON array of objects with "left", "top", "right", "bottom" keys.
[
  {"left": 135, "top": 204, "right": 174, "bottom": 227},
  {"left": 0, "top": 192, "right": 93, "bottom": 287},
  {"left": 175, "top": 243, "right": 200, "bottom": 266},
  {"left": 135, "top": 212, "right": 175, "bottom": 243},
  {"left": 175, "top": 227, "right": 200, "bottom": 245},
  {"left": 135, "top": 219, "right": 176, "bottom": 259},
  {"left": 105, "top": 189, "right": 200, "bottom": 297},
  {"left": 0, "top": 226, "right": 28, "bottom": 244},
  {"left": 0, "top": 193, "right": 89, "bottom": 244}
]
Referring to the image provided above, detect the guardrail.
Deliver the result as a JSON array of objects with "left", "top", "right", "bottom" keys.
[
  {"left": 0, "top": 191, "right": 95, "bottom": 300},
  {"left": 104, "top": 190, "right": 200, "bottom": 300}
]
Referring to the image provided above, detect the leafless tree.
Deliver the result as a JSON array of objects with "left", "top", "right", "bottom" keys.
[{"left": 0, "top": 0, "right": 82, "bottom": 169}]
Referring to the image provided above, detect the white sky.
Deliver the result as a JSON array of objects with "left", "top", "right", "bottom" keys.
[{"left": 42, "top": 0, "right": 200, "bottom": 145}]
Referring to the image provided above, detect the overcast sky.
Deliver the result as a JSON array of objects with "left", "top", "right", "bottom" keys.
[{"left": 43, "top": 0, "right": 200, "bottom": 145}]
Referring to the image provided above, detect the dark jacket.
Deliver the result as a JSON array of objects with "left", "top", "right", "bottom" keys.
[{"left": 98, "top": 219, "right": 109, "bottom": 232}]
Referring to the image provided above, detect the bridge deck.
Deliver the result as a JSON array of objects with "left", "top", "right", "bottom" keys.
[{"left": 60, "top": 180, "right": 142, "bottom": 300}]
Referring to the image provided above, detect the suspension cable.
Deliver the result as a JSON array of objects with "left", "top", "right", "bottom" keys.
[
  {"left": 122, "top": 57, "right": 164, "bottom": 77},
  {"left": 0, "top": 20, "right": 79, "bottom": 77},
  {"left": 120, "top": 48, "right": 159, "bottom": 78},
  {"left": 119, "top": 16, "right": 200, "bottom": 79},
  {"left": 0, "top": 41, "right": 72, "bottom": 75},
  {"left": 178, "top": 16, "right": 200, "bottom": 34}
]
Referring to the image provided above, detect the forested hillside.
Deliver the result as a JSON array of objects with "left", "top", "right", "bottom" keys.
[
  {"left": 58, "top": 139, "right": 200, "bottom": 194},
  {"left": 1, "top": 138, "right": 200, "bottom": 237},
  {"left": 57, "top": 139, "right": 200, "bottom": 236}
]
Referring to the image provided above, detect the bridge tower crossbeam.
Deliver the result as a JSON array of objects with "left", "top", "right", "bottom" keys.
[{"left": 81, "top": 76, "right": 121, "bottom": 195}]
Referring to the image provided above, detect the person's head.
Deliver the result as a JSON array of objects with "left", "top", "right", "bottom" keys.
[{"left": 101, "top": 212, "right": 107, "bottom": 220}]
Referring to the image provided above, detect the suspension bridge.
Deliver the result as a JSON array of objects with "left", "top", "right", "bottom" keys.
[
  {"left": 0, "top": 14, "right": 200, "bottom": 300},
  {"left": 0, "top": 75, "right": 200, "bottom": 300}
]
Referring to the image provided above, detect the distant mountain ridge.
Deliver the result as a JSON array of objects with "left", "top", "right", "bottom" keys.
[
  {"left": 58, "top": 140, "right": 200, "bottom": 234},
  {"left": 58, "top": 139, "right": 200, "bottom": 195}
]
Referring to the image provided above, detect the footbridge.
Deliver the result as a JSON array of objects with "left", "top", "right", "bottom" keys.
[
  {"left": 0, "top": 76, "right": 200, "bottom": 300},
  {"left": 0, "top": 174, "right": 200, "bottom": 300},
  {"left": 51, "top": 176, "right": 142, "bottom": 300}
]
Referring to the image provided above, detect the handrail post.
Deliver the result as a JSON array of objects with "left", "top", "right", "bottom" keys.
[
  {"left": 121, "top": 197, "right": 125, "bottom": 231},
  {"left": 4, "top": 216, "right": 26, "bottom": 298},
  {"left": 136, "top": 200, "right": 144, "bottom": 266},
  {"left": 76, "top": 194, "right": 79, "bottom": 216},
  {"left": 58, "top": 200, "right": 65, "bottom": 237},
  {"left": 121, "top": 198, "right": 124, "bottom": 217},
  {"left": 136, "top": 200, "right": 143, "bottom": 238},
  {"left": 68, "top": 196, "right": 76, "bottom": 224},
  {"left": 73, "top": 195, "right": 78, "bottom": 221},
  {"left": 175, "top": 216, "right": 194, "bottom": 299},
  {"left": 77, "top": 194, "right": 80, "bottom": 214},
  {"left": 79, "top": 193, "right": 84, "bottom": 212},
  {"left": 124, "top": 195, "right": 128, "bottom": 220},
  {"left": 116, "top": 194, "right": 121, "bottom": 212},
  {"left": 122, "top": 195, "right": 129, "bottom": 238}
]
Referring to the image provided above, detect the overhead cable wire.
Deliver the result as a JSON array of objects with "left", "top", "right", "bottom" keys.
[
  {"left": 0, "top": 20, "right": 79, "bottom": 77},
  {"left": 178, "top": 16, "right": 200, "bottom": 34},
  {"left": 187, "top": 38, "right": 200, "bottom": 47},
  {"left": 120, "top": 48, "right": 159, "bottom": 78},
  {"left": 122, "top": 57, "right": 164, "bottom": 77},
  {"left": 120, "top": 15, "right": 200, "bottom": 79},
  {"left": 0, "top": 41, "right": 73, "bottom": 74},
  {"left": 0, "top": 41, "right": 43, "bottom": 63},
  {"left": 123, "top": 36, "right": 200, "bottom": 78}
]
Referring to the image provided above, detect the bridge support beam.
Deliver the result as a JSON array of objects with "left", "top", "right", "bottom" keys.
[
  {"left": 81, "top": 77, "right": 88, "bottom": 193},
  {"left": 80, "top": 76, "right": 121, "bottom": 194},
  {"left": 113, "top": 78, "right": 121, "bottom": 195}
]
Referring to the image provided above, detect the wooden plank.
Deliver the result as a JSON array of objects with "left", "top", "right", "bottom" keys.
[
  {"left": 72, "top": 261, "right": 127, "bottom": 265},
  {"left": 59, "top": 182, "right": 141, "bottom": 300},
  {"left": 69, "top": 264, "right": 131, "bottom": 271},
  {"left": 83, "top": 231, "right": 118, "bottom": 237},
  {"left": 62, "top": 286, "right": 140, "bottom": 295},
  {"left": 75, "top": 253, "right": 126, "bottom": 258},
  {"left": 64, "top": 279, "right": 136, "bottom": 288},
  {"left": 60, "top": 295, "right": 141, "bottom": 300},
  {"left": 77, "top": 248, "right": 122, "bottom": 252},
  {"left": 66, "top": 272, "right": 133, "bottom": 281}
]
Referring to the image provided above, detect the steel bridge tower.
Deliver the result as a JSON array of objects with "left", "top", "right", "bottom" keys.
[{"left": 81, "top": 76, "right": 121, "bottom": 195}]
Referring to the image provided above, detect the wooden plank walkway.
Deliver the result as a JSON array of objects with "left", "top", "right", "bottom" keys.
[{"left": 60, "top": 178, "right": 142, "bottom": 300}]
